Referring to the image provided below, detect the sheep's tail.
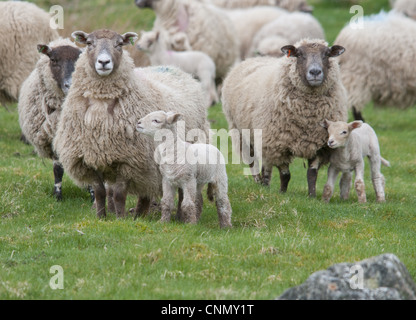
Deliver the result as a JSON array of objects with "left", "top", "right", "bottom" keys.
[
  {"left": 207, "top": 183, "right": 215, "bottom": 202},
  {"left": 381, "top": 157, "right": 391, "bottom": 167}
]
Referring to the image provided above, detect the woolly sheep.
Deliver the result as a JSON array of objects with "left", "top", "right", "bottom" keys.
[
  {"left": 53, "top": 29, "right": 209, "bottom": 219},
  {"left": 137, "top": 30, "right": 219, "bottom": 108},
  {"left": 18, "top": 38, "right": 82, "bottom": 201},
  {"left": 197, "top": 0, "right": 313, "bottom": 12},
  {"left": 137, "top": 110, "right": 232, "bottom": 228},
  {"left": 0, "top": 1, "right": 59, "bottom": 106},
  {"left": 321, "top": 120, "right": 390, "bottom": 203},
  {"left": 391, "top": 0, "right": 416, "bottom": 20},
  {"left": 335, "top": 11, "right": 416, "bottom": 121},
  {"left": 249, "top": 12, "right": 325, "bottom": 58},
  {"left": 221, "top": 39, "right": 348, "bottom": 197},
  {"left": 135, "top": 0, "right": 240, "bottom": 80}
]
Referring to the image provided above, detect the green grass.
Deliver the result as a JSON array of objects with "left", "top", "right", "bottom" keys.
[{"left": 1, "top": 0, "right": 415, "bottom": 300}]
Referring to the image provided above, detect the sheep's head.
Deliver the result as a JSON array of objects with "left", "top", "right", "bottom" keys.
[
  {"left": 136, "top": 111, "right": 181, "bottom": 137},
  {"left": 37, "top": 44, "right": 82, "bottom": 95},
  {"left": 281, "top": 42, "right": 345, "bottom": 88},
  {"left": 321, "top": 119, "right": 362, "bottom": 149},
  {"left": 72, "top": 29, "right": 138, "bottom": 77},
  {"left": 137, "top": 31, "right": 160, "bottom": 52}
]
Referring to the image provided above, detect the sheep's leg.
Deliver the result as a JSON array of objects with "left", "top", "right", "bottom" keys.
[
  {"left": 113, "top": 183, "right": 128, "bottom": 218},
  {"left": 249, "top": 144, "right": 261, "bottom": 183},
  {"left": 106, "top": 185, "right": 115, "bottom": 213},
  {"left": 196, "top": 184, "right": 204, "bottom": 222},
  {"left": 213, "top": 179, "right": 232, "bottom": 228},
  {"left": 322, "top": 165, "right": 340, "bottom": 203},
  {"left": 93, "top": 177, "right": 106, "bottom": 219},
  {"left": 181, "top": 180, "right": 198, "bottom": 224},
  {"left": 352, "top": 106, "right": 365, "bottom": 122},
  {"left": 307, "top": 158, "right": 320, "bottom": 198},
  {"left": 134, "top": 196, "right": 151, "bottom": 220},
  {"left": 87, "top": 185, "right": 95, "bottom": 203},
  {"left": 339, "top": 171, "right": 353, "bottom": 200},
  {"left": 277, "top": 164, "right": 291, "bottom": 193},
  {"left": 176, "top": 188, "right": 184, "bottom": 222},
  {"left": 161, "top": 179, "right": 175, "bottom": 223},
  {"left": 354, "top": 161, "right": 367, "bottom": 203},
  {"left": 261, "top": 164, "right": 273, "bottom": 187},
  {"left": 369, "top": 156, "right": 386, "bottom": 202},
  {"left": 53, "top": 160, "right": 64, "bottom": 201}
]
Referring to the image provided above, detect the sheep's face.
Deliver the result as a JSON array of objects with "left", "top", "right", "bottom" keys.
[
  {"left": 37, "top": 45, "right": 82, "bottom": 95},
  {"left": 137, "top": 111, "right": 181, "bottom": 137},
  {"left": 322, "top": 120, "right": 362, "bottom": 149},
  {"left": 72, "top": 29, "right": 138, "bottom": 77},
  {"left": 137, "top": 31, "right": 159, "bottom": 53},
  {"left": 135, "top": 0, "right": 157, "bottom": 9},
  {"left": 281, "top": 43, "right": 345, "bottom": 88}
]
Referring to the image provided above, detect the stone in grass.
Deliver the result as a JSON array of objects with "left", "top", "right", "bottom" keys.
[{"left": 277, "top": 254, "right": 416, "bottom": 300}]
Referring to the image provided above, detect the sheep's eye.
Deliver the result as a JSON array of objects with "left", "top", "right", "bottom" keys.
[
  {"left": 152, "top": 119, "right": 160, "bottom": 124},
  {"left": 341, "top": 131, "right": 347, "bottom": 135},
  {"left": 86, "top": 41, "right": 93, "bottom": 46}
]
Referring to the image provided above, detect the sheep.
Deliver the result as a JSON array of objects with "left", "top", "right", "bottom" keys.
[
  {"left": 391, "top": 0, "right": 416, "bottom": 20},
  {"left": 197, "top": 0, "right": 313, "bottom": 12},
  {"left": 134, "top": 0, "right": 240, "bottom": 80},
  {"left": 249, "top": 11, "right": 325, "bottom": 58},
  {"left": 136, "top": 110, "right": 232, "bottom": 228},
  {"left": 137, "top": 30, "right": 219, "bottom": 108},
  {"left": 0, "top": 1, "right": 59, "bottom": 106},
  {"left": 18, "top": 38, "right": 82, "bottom": 201},
  {"left": 53, "top": 29, "right": 210, "bottom": 219},
  {"left": 321, "top": 120, "right": 390, "bottom": 203},
  {"left": 221, "top": 39, "right": 348, "bottom": 197},
  {"left": 335, "top": 11, "right": 416, "bottom": 121}
]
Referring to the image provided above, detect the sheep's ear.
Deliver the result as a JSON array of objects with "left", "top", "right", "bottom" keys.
[
  {"left": 155, "top": 31, "right": 160, "bottom": 42},
  {"left": 37, "top": 44, "right": 52, "bottom": 56},
  {"left": 328, "top": 45, "right": 345, "bottom": 58},
  {"left": 166, "top": 112, "right": 181, "bottom": 125},
  {"left": 320, "top": 119, "right": 330, "bottom": 129},
  {"left": 349, "top": 121, "right": 363, "bottom": 131},
  {"left": 72, "top": 31, "right": 89, "bottom": 44},
  {"left": 121, "top": 32, "right": 139, "bottom": 46},
  {"left": 281, "top": 45, "right": 298, "bottom": 58}
]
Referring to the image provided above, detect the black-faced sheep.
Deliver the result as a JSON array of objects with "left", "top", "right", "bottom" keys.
[
  {"left": 53, "top": 29, "right": 209, "bottom": 219},
  {"left": 18, "top": 38, "right": 82, "bottom": 201},
  {"left": 221, "top": 39, "right": 348, "bottom": 197}
]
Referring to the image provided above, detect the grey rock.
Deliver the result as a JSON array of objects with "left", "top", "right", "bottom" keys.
[{"left": 277, "top": 254, "right": 416, "bottom": 300}]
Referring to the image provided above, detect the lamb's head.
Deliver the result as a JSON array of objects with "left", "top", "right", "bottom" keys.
[
  {"left": 321, "top": 120, "right": 363, "bottom": 149},
  {"left": 281, "top": 41, "right": 345, "bottom": 88},
  {"left": 137, "top": 31, "right": 159, "bottom": 53},
  {"left": 72, "top": 29, "right": 138, "bottom": 77},
  {"left": 37, "top": 44, "right": 82, "bottom": 95},
  {"left": 136, "top": 111, "right": 181, "bottom": 137}
]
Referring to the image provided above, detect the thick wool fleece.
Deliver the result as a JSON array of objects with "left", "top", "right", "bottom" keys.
[
  {"left": 336, "top": 12, "right": 416, "bottom": 112},
  {"left": 54, "top": 51, "right": 209, "bottom": 199},
  {"left": 222, "top": 39, "right": 348, "bottom": 167},
  {"left": 0, "top": 1, "right": 59, "bottom": 105},
  {"left": 18, "top": 38, "right": 76, "bottom": 159}
]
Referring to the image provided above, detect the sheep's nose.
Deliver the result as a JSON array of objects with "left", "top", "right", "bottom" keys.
[
  {"left": 328, "top": 140, "right": 334, "bottom": 147},
  {"left": 98, "top": 58, "right": 111, "bottom": 67},
  {"left": 309, "top": 68, "right": 322, "bottom": 77}
]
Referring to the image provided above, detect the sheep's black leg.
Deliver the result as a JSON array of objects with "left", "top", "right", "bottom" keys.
[
  {"left": 113, "top": 184, "right": 128, "bottom": 218},
  {"left": 53, "top": 161, "right": 64, "bottom": 201},
  {"left": 93, "top": 178, "right": 106, "bottom": 219},
  {"left": 352, "top": 107, "right": 365, "bottom": 122},
  {"left": 134, "top": 196, "right": 151, "bottom": 220},
  {"left": 176, "top": 188, "right": 184, "bottom": 222},
  {"left": 277, "top": 164, "right": 291, "bottom": 193},
  {"left": 307, "top": 159, "right": 319, "bottom": 198}
]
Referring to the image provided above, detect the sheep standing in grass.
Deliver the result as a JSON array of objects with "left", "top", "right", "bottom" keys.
[
  {"left": 137, "top": 111, "right": 232, "bottom": 228},
  {"left": 249, "top": 12, "right": 325, "bottom": 58},
  {"left": 135, "top": 0, "right": 240, "bottom": 80},
  {"left": 53, "top": 29, "right": 209, "bottom": 219},
  {"left": 321, "top": 120, "right": 390, "bottom": 203},
  {"left": 137, "top": 30, "right": 219, "bottom": 108},
  {"left": 335, "top": 11, "right": 416, "bottom": 121},
  {"left": 222, "top": 39, "right": 348, "bottom": 197},
  {"left": 18, "top": 38, "right": 82, "bottom": 201},
  {"left": 0, "top": 1, "right": 59, "bottom": 106}
]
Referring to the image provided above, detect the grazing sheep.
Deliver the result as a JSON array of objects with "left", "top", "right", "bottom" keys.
[
  {"left": 134, "top": 0, "right": 240, "bottom": 80},
  {"left": 53, "top": 29, "right": 209, "bottom": 219},
  {"left": 222, "top": 39, "right": 348, "bottom": 197},
  {"left": 137, "top": 30, "right": 219, "bottom": 107},
  {"left": 137, "top": 111, "right": 232, "bottom": 228},
  {"left": 197, "top": 0, "right": 313, "bottom": 12},
  {"left": 391, "top": 0, "right": 416, "bottom": 20},
  {"left": 18, "top": 38, "right": 82, "bottom": 201},
  {"left": 249, "top": 12, "right": 325, "bottom": 58},
  {"left": 0, "top": 1, "right": 59, "bottom": 106},
  {"left": 335, "top": 11, "right": 416, "bottom": 121},
  {"left": 321, "top": 120, "right": 390, "bottom": 203}
]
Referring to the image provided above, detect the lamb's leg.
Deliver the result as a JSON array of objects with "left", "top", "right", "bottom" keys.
[
  {"left": 213, "top": 179, "right": 232, "bottom": 228},
  {"left": 322, "top": 165, "right": 340, "bottom": 203},
  {"left": 134, "top": 196, "right": 151, "bottom": 220},
  {"left": 249, "top": 144, "right": 261, "bottom": 183},
  {"left": 352, "top": 106, "right": 365, "bottom": 122},
  {"left": 307, "top": 158, "right": 320, "bottom": 198},
  {"left": 369, "top": 156, "right": 386, "bottom": 202},
  {"left": 113, "top": 183, "right": 128, "bottom": 218},
  {"left": 161, "top": 179, "right": 175, "bottom": 223},
  {"left": 93, "top": 177, "right": 106, "bottom": 219},
  {"left": 181, "top": 180, "right": 198, "bottom": 224},
  {"left": 53, "top": 160, "right": 64, "bottom": 201},
  {"left": 354, "top": 161, "right": 367, "bottom": 203},
  {"left": 106, "top": 184, "right": 115, "bottom": 213},
  {"left": 277, "top": 164, "right": 291, "bottom": 193},
  {"left": 196, "top": 184, "right": 204, "bottom": 222},
  {"left": 339, "top": 172, "right": 353, "bottom": 200},
  {"left": 261, "top": 163, "right": 273, "bottom": 187},
  {"left": 176, "top": 188, "right": 184, "bottom": 221}
]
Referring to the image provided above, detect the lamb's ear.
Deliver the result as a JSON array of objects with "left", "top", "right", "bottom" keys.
[
  {"left": 349, "top": 121, "right": 363, "bottom": 131},
  {"left": 320, "top": 119, "right": 330, "bottom": 129},
  {"left": 281, "top": 45, "right": 298, "bottom": 58},
  {"left": 328, "top": 45, "right": 345, "bottom": 58},
  {"left": 121, "top": 32, "right": 139, "bottom": 46},
  {"left": 166, "top": 112, "right": 181, "bottom": 125},
  {"left": 37, "top": 44, "right": 52, "bottom": 56},
  {"left": 72, "top": 31, "right": 89, "bottom": 45}
]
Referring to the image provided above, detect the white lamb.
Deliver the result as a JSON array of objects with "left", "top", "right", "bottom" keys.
[
  {"left": 136, "top": 111, "right": 232, "bottom": 228},
  {"left": 321, "top": 120, "right": 390, "bottom": 203},
  {"left": 137, "top": 30, "right": 219, "bottom": 108}
]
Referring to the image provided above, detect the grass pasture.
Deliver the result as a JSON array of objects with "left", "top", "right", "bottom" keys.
[{"left": 1, "top": 0, "right": 415, "bottom": 300}]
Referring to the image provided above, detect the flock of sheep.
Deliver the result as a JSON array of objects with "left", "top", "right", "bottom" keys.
[{"left": 1, "top": 0, "right": 414, "bottom": 227}]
